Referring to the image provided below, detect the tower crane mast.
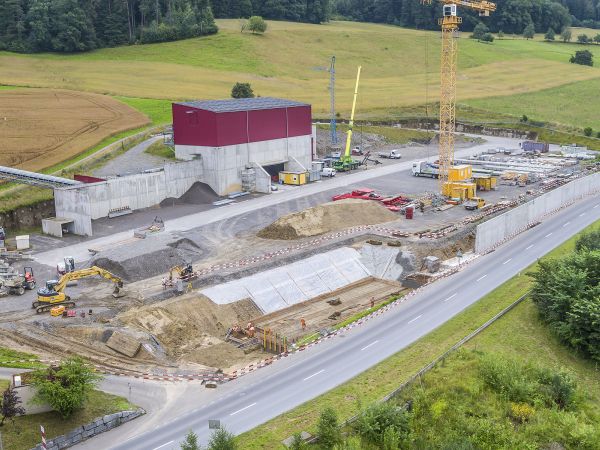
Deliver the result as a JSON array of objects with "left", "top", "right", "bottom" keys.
[
  {"left": 421, "top": 0, "right": 496, "bottom": 191},
  {"left": 329, "top": 56, "right": 337, "bottom": 145}
]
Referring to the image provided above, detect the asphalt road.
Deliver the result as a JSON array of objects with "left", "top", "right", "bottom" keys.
[{"left": 76, "top": 192, "right": 599, "bottom": 449}]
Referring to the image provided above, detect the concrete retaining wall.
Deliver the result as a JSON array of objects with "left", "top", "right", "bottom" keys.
[
  {"left": 202, "top": 247, "right": 371, "bottom": 314},
  {"left": 54, "top": 159, "right": 203, "bottom": 236},
  {"left": 175, "top": 135, "right": 312, "bottom": 195},
  {"left": 14, "top": 385, "right": 52, "bottom": 415},
  {"left": 30, "top": 409, "right": 145, "bottom": 450},
  {"left": 475, "top": 172, "right": 600, "bottom": 253}
]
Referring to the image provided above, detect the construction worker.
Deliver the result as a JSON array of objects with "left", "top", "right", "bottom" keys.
[{"left": 300, "top": 318, "right": 306, "bottom": 331}]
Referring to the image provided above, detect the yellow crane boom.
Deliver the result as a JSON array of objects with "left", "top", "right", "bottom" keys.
[
  {"left": 421, "top": 0, "right": 496, "bottom": 191},
  {"left": 343, "top": 65, "right": 362, "bottom": 161}
]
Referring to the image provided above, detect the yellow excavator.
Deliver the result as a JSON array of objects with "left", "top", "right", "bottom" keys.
[{"left": 33, "top": 266, "right": 125, "bottom": 314}]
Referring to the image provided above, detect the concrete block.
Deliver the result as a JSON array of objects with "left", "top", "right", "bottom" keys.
[
  {"left": 66, "top": 427, "right": 83, "bottom": 440},
  {"left": 83, "top": 428, "right": 96, "bottom": 438},
  {"left": 105, "top": 419, "right": 118, "bottom": 429},
  {"left": 105, "top": 331, "right": 141, "bottom": 358},
  {"left": 103, "top": 413, "right": 121, "bottom": 424},
  {"left": 96, "top": 424, "right": 107, "bottom": 433},
  {"left": 83, "top": 422, "right": 95, "bottom": 431}
]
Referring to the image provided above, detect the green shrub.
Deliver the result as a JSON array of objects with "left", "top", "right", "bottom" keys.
[
  {"left": 354, "top": 402, "right": 409, "bottom": 447},
  {"left": 316, "top": 407, "right": 341, "bottom": 450},
  {"left": 509, "top": 402, "right": 535, "bottom": 423}
]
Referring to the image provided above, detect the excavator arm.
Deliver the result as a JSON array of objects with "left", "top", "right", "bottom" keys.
[{"left": 53, "top": 266, "right": 123, "bottom": 294}]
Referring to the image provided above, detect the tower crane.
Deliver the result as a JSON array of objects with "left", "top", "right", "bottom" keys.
[
  {"left": 329, "top": 56, "right": 338, "bottom": 145},
  {"left": 421, "top": 0, "right": 496, "bottom": 192}
]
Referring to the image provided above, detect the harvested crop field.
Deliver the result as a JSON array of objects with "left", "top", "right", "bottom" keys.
[
  {"left": 258, "top": 199, "right": 398, "bottom": 240},
  {"left": 0, "top": 88, "right": 149, "bottom": 172}
]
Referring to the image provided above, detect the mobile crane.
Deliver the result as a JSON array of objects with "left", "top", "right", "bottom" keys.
[
  {"left": 33, "top": 266, "right": 124, "bottom": 314},
  {"left": 334, "top": 66, "right": 362, "bottom": 172}
]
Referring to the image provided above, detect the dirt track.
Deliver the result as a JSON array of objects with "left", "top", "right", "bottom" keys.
[{"left": 0, "top": 88, "right": 149, "bottom": 172}]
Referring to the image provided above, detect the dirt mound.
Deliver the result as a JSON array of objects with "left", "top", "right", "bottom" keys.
[
  {"left": 118, "top": 294, "right": 262, "bottom": 369},
  {"left": 258, "top": 199, "right": 398, "bottom": 240},
  {"left": 160, "top": 182, "right": 219, "bottom": 206}
]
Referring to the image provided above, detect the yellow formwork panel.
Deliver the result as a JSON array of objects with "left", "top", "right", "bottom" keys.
[
  {"left": 448, "top": 164, "right": 472, "bottom": 182},
  {"left": 279, "top": 171, "right": 308, "bottom": 185}
]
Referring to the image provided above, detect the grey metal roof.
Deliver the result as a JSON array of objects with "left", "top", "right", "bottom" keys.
[{"left": 177, "top": 97, "right": 309, "bottom": 113}]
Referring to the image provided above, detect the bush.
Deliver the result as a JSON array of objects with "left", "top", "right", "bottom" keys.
[
  {"left": 584, "top": 127, "right": 593, "bottom": 136},
  {"left": 32, "top": 357, "right": 101, "bottom": 419},
  {"left": 231, "top": 82, "right": 254, "bottom": 98},
  {"left": 480, "top": 33, "right": 494, "bottom": 43},
  {"left": 471, "top": 23, "right": 489, "bottom": 40},
  {"left": 289, "top": 433, "right": 308, "bottom": 450},
  {"left": 207, "top": 427, "right": 236, "bottom": 450},
  {"left": 575, "top": 229, "right": 600, "bottom": 251},
  {"left": 544, "top": 28, "right": 555, "bottom": 41},
  {"left": 570, "top": 50, "right": 594, "bottom": 66},
  {"left": 354, "top": 402, "right": 409, "bottom": 447},
  {"left": 577, "top": 34, "right": 590, "bottom": 44},
  {"left": 246, "top": 16, "right": 267, "bottom": 34},
  {"left": 181, "top": 430, "right": 201, "bottom": 450},
  {"left": 316, "top": 407, "right": 341, "bottom": 449},
  {"left": 509, "top": 402, "right": 535, "bottom": 423}
]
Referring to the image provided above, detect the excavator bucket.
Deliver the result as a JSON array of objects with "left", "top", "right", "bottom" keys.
[{"left": 112, "top": 285, "right": 126, "bottom": 298}]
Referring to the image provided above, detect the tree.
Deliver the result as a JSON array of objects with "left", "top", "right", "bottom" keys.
[
  {"left": 497, "top": 30, "right": 504, "bottom": 39},
  {"left": 231, "top": 82, "right": 254, "bottom": 98},
  {"left": 354, "top": 402, "right": 409, "bottom": 447},
  {"left": 316, "top": 407, "right": 341, "bottom": 449},
  {"left": 544, "top": 28, "right": 555, "bottom": 41},
  {"left": 246, "top": 15, "right": 267, "bottom": 34},
  {"left": 570, "top": 49, "right": 594, "bottom": 66},
  {"left": 32, "top": 357, "right": 101, "bottom": 419},
  {"left": 207, "top": 427, "right": 236, "bottom": 450},
  {"left": 181, "top": 430, "right": 201, "bottom": 450},
  {"left": 530, "top": 240, "right": 600, "bottom": 362},
  {"left": 523, "top": 23, "right": 535, "bottom": 40},
  {"left": 576, "top": 229, "right": 600, "bottom": 252},
  {"left": 595, "top": 34, "right": 600, "bottom": 44},
  {"left": 471, "top": 23, "right": 488, "bottom": 40},
  {"left": 480, "top": 33, "right": 494, "bottom": 43},
  {"left": 561, "top": 28, "right": 572, "bottom": 43},
  {"left": 0, "top": 386, "right": 25, "bottom": 426},
  {"left": 577, "top": 34, "right": 590, "bottom": 44},
  {"left": 584, "top": 127, "right": 593, "bottom": 136}
]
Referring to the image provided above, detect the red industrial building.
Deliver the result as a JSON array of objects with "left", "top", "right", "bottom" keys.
[{"left": 173, "top": 97, "right": 315, "bottom": 195}]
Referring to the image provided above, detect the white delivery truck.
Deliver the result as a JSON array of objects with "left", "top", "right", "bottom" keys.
[
  {"left": 377, "top": 149, "right": 402, "bottom": 159},
  {"left": 412, "top": 161, "right": 440, "bottom": 178}
]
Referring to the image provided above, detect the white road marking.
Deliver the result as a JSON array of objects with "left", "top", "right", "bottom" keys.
[
  {"left": 444, "top": 293, "right": 457, "bottom": 302},
  {"left": 230, "top": 402, "right": 257, "bottom": 416},
  {"left": 579, "top": 213, "right": 586, "bottom": 217},
  {"left": 303, "top": 370, "right": 325, "bottom": 381},
  {"left": 408, "top": 314, "right": 423, "bottom": 324},
  {"left": 502, "top": 258, "right": 512, "bottom": 265},
  {"left": 563, "top": 222, "right": 570, "bottom": 228},
  {"left": 361, "top": 340, "right": 379, "bottom": 351},
  {"left": 545, "top": 233, "right": 553, "bottom": 238},
  {"left": 476, "top": 274, "right": 487, "bottom": 282},
  {"left": 153, "top": 441, "right": 174, "bottom": 450},
  {"left": 526, "top": 244, "right": 534, "bottom": 250}
]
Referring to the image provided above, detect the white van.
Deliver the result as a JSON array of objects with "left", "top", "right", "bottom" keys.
[{"left": 322, "top": 168, "right": 336, "bottom": 177}]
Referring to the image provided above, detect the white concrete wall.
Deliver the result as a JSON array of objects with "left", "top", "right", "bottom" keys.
[
  {"left": 175, "top": 135, "right": 312, "bottom": 195},
  {"left": 475, "top": 172, "right": 600, "bottom": 253},
  {"left": 14, "top": 385, "right": 53, "bottom": 415},
  {"left": 54, "top": 159, "right": 203, "bottom": 236},
  {"left": 252, "top": 163, "right": 272, "bottom": 194}
]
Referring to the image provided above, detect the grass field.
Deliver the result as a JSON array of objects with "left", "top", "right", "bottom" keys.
[
  {"left": 236, "top": 220, "right": 600, "bottom": 448},
  {"left": 0, "top": 88, "right": 149, "bottom": 172},
  {"left": 1, "top": 20, "right": 600, "bottom": 124}
]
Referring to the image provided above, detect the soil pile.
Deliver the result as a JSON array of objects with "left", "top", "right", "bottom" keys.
[
  {"left": 160, "top": 182, "right": 219, "bottom": 206},
  {"left": 258, "top": 199, "right": 398, "bottom": 240},
  {"left": 118, "top": 294, "right": 262, "bottom": 369}
]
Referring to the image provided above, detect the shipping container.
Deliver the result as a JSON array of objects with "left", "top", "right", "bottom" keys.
[
  {"left": 521, "top": 141, "right": 549, "bottom": 153},
  {"left": 279, "top": 171, "right": 308, "bottom": 185}
]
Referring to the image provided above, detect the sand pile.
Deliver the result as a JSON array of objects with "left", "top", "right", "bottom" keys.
[
  {"left": 258, "top": 199, "right": 398, "bottom": 240},
  {"left": 118, "top": 294, "right": 262, "bottom": 369}
]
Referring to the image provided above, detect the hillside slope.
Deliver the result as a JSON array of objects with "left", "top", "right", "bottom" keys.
[{"left": 1, "top": 20, "right": 600, "bottom": 120}]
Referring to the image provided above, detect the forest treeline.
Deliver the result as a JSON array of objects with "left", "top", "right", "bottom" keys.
[{"left": 1, "top": 0, "right": 600, "bottom": 53}]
